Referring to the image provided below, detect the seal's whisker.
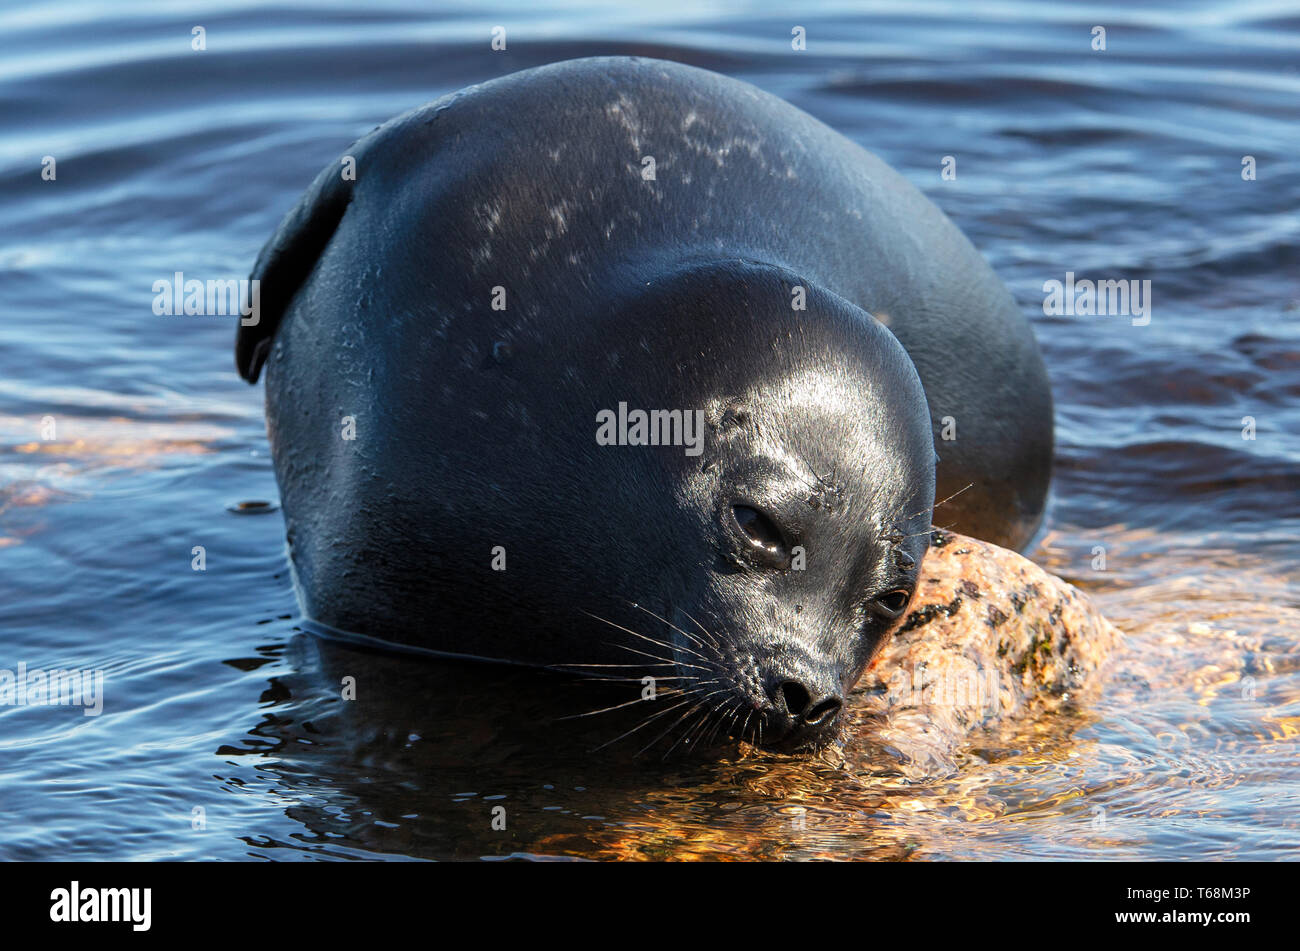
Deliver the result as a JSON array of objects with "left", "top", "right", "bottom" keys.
[
  {"left": 627, "top": 602, "right": 713, "bottom": 657},
  {"left": 697, "top": 698, "right": 733, "bottom": 750},
  {"left": 702, "top": 697, "right": 743, "bottom": 749},
  {"left": 643, "top": 698, "right": 706, "bottom": 759},
  {"left": 599, "top": 642, "right": 668, "bottom": 665},
  {"left": 556, "top": 689, "right": 684, "bottom": 721},
  {"left": 598, "top": 640, "right": 712, "bottom": 674},
  {"left": 658, "top": 712, "right": 699, "bottom": 761},
  {"left": 679, "top": 690, "right": 733, "bottom": 754},
  {"left": 662, "top": 706, "right": 713, "bottom": 761},
  {"left": 626, "top": 601, "right": 710, "bottom": 653},
  {"left": 681, "top": 710, "right": 713, "bottom": 755},
  {"left": 592, "top": 699, "right": 695, "bottom": 753},
  {"left": 739, "top": 708, "right": 756, "bottom": 745},
  {"left": 662, "top": 687, "right": 732, "bottom": 758},
  {"left": 895, "top": 482, "right": 974, "bottom": 529},
  {"left": 590, "top": 695, "right": 697, "bottom": 753},
  {"left": 933, "top": 482, "right": 974, "bottom": 511},
  {"left": 576, "top": 675, "right": 695, "bottom": 685},
  {"left": 635, "top": 686, "right": 715, "bottom": 757},
  {"left": 687, "top": 694, "right": 730, "bottom": 752},
  {"left": 677, "top": 607, "right": 725, "bottom": 653},
  {"left": 550, "top": 661, "right": 679, "bottom": 670},
  {"left": 902, "top": 518, "right": 959, "bottom": 540},
  {"left": 581, "top": 609, "right": 710, "bottom": 663},
  {"left": 783, "top": 446, "right": 823, "bottom": 493},
  {"left": 723, "top": 699, "right": 747, "bottom": 744},
  {"left": 687, "top": 709, "right": 720, "bottom": 754},
  {"left": 793, "top": 445, "right": 844, "bottom": 500},
  {"left": 617, "top": 650, "right": 711, "bottom": 674}
]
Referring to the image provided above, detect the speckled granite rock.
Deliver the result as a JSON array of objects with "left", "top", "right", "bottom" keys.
[{"left": 850, "top": 529, "right": 1122, "bottom": 775}]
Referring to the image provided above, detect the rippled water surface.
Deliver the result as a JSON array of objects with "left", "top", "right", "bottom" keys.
[{"left": 2, "top": 0, "right": 1298, "bottom": 860}]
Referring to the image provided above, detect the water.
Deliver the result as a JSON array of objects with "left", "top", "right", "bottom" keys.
[{"left": 2, "top": 0, "right": 1298, "bottom": 860}]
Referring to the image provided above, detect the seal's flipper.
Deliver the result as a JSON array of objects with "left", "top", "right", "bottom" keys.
[{"left": 235, "top": 152, "right": 356, "bottom": 383}]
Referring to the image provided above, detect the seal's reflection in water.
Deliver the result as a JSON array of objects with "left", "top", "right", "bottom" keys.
[{"left": 233, "top": 632, "right": 921, "bottom": 860}]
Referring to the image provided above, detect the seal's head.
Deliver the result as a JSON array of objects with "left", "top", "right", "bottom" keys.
[{"left": 574, "top": 261, "right": 936, "bottom": 753}]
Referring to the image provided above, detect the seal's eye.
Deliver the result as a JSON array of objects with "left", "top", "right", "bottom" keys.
[
  {"left": 732, "top": 504, "right": 787, "bottom": 554},
  {"left": 870, "top": 589, "right": 911, "bottom": 620}
]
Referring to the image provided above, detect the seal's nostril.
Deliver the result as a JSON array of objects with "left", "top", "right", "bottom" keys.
[
  {"left": 804, "top": 696, "right": 842, "bottom": 726},
  {"left": 767, "top": 677, "right": 843, "bottom": 727},
  {"left": 774, "top": 680, "right": 812, "bottom": 717}
]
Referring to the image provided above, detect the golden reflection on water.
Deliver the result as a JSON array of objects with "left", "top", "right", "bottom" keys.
[
  {"left": 4, "top": 416, "right": 221, "bottom": 463},
  {"left": 1, "top": 415, "right": 229, "bottom": 553}
]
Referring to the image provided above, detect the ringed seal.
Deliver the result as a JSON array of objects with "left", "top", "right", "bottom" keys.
[{"left": 236, "top": 57, "right": 1053, "bottom": 751}]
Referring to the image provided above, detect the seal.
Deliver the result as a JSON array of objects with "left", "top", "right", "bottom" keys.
[{"left": 236, "top": 57, "right": 1053, "bottom": 752}]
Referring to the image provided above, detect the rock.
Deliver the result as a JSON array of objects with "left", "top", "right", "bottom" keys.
[{"left": 851, "top": 529, "right": 1122, "bottom": 775}]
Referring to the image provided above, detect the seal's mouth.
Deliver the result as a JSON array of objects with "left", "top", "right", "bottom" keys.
[
  {"left": 740, "top": 694, "right": 847, "bottom": 754},
  {"left": 665, "top": 657, "right": 848, "bottom": 756},
  {"left": 577, "top": 602, "right": 850, "bottom": 757}
]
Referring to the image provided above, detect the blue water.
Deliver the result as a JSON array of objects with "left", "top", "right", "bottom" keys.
[{"left": 1, "top": 0, "right": 1297, "bottom": 860}]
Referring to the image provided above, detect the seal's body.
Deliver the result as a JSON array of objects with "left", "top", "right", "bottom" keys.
[{"left": 238, "top": 57, "right": 1052, "bottom": 751}]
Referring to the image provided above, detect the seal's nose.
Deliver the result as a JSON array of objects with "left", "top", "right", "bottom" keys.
[
  {"left": 772, "top": 680, "right": 843, "bottom": 725},
  {"left": 759, "top": 664, "right": 845, "bottom": 747}
]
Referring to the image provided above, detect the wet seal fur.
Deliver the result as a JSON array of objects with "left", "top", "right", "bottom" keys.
[{"left": 236, "top": 57, "right": 1054, "bottom": 752}]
